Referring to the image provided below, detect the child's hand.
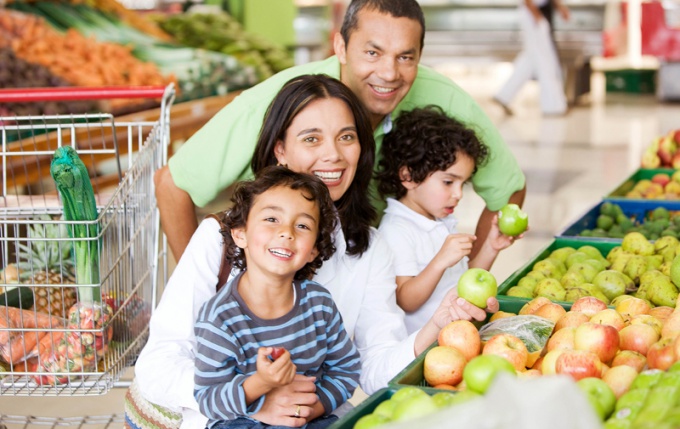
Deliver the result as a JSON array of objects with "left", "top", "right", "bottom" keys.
[
  {"left": 435, "top": 233, "right": 476, "bottom": 269},
  {"left": 256, "top": 347, "right": 297, "bottom": 389},
  {"left": 431, "top": 288, "right": 499, "bottom": 328},
  {"left": 489, "top": 214, "right": 526, "bottom": 251}
]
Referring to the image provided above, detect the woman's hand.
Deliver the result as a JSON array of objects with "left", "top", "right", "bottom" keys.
[
  {"left": 432, "top": 288, "right": 499, "bottom": 329},
  {"left": 251, "top": 374, "right": 319, "bottom": 427}
]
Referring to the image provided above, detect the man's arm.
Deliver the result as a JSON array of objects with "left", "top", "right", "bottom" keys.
[
  {"left": 470, "top": 185, "right": 526, "bottom": 259},
  {"left": 154, "top": 165, "right": 199, "bottom": 261}
]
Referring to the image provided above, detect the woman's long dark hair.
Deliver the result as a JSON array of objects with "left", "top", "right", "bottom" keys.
[{"left": 251, "top": 74, "right": 376, "bottom": 256}]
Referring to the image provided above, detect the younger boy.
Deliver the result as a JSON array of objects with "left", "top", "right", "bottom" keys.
[
  {"left": 194, "top": 166, "right": 361, "bottom": 429},
  {"left": 376, "top": 106, "right": 520, "bottom": 334}
]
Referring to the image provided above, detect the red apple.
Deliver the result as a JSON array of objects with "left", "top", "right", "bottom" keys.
[
  {"left": 432, "top": 383, "right": 457, "bottom": 391},
  {"left": 574, "top": 322, "right": 620, "bottom": 365},
  {"left": 546, "top": 326, "right": 576, "bottom": 352},
  {"left": 615, "top": 296, "right": 651, "bottom": 317},
  {"left": 555, "top": 311, "right": 590, "bottom": 331},
  {"left": 270, "top": 347, "right": 286, "bottom": 361},
  {"left": 437, "top": 320, "right": 481, "bottom": 362},
  {"left": 489, "top": 311, "right": 516, "bottom": 322},
  {"left": 519, "top": 297, "right": 552, "bottom": 316},
  {"left": 482, "top": 333, "right": 529, "bottom": 371},
  {"left": 590, "top": 309, "right": 625, "bottom": 331},
  {"left": 571, "top": 296, "right": 608, "bottom": 317},
  {"left": 611, "top": 350, "right": 647, "bottom": 372},
  {"left": 661, "top": 310, "right": 680, "bottom": 339},
  {"left": 618, "top": 324, "right": 659, "bottom": 356},
  {"left": 602, "top": 365, "right": 638, "bottom": 399},
  {"left": 651, "top": 172, "right": 672, "bottom": 187},
  {"left": 424, "top": 346, "right": 467, "bottom": 386},
  {"left": 531, "top": 356, "right": 544, "bottom": 371},
  {"left": 647, "top": 338, "right": 676, "bottom": 370},
  {"left": 518, "top": 369, "right": 542, "bottom": 379},
  {"left": 630, "top": 314, "right": 663, "bottom": 336},
  {"left": 542, "top": 349, "right": 566, "bottom": 375},
  {"left": 649, "top": 306, "right": 674, "bottom": 324},
  {"left": 532, "top": 302, "right": 567, "bottom": 324},
  {"left": 556, "top": 350, "right": 604, "bottom": 381}
]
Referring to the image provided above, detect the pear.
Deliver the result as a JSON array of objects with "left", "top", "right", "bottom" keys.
[
  {"left": 611, "top": 253, "right": 633, "bottom": 273},
  {"left": 671, "top": 255, "right": 680, "bottom": 289},
  {"left": 661, "top": 247, "right": 677, "bottom": 263},
  {"left": 646, "top": 254, "right": 664, "bottom": 270},
  {"left": 607, "top": 246, "right": 624, "bottom": 264},
  {"left": 560, "top": 270, "right": 586, "bottom": 289},
  {"left": 640, "top": 269, "right": 667, "bottom": 285},
  {"left": 534, "top": 278, "right": 566, "bottom": 301},
  {"left": 591, "top": 289, "right": 611, "bottom": 304},
  {"left": 622, "top": 232, "right": 655, "bottom": 256},
  {"left": 593, "top": 269, "right": 631, "bottom": 301},
  {"left": 506, "top": 286, "right": 534, "bottom": 299},
  {"left": 577, "top": 283, "right": 599, "bottom": 295},
  {"left": 661, "top": 261, "right": 673, "bottom": 277},
  {"left": 566, "top": 251, "right": 589, "bottom": 269},
  {"left": 610, "top": 294, "right": 634, "bottom": 307},
  {"left": 648, "top": 276, "right": 679, "bottom": 307},
  {"left": 584, "top": 258, "right": 610, "bottom": 271},
  {"left": 545, "top": 257, "right": 567, "bottom": 275},
  {"left": 578, "top": 245, "right": 605, "bottom": 261},
  {"left": 525, "top": 270, "right": 547, "bottom": 282},
  {"left": 655, "top": 235, "right": 679, "bottom": 253},
  {"left": 550, "top": 247, "right": 577, "bottom": 264},
  {"left": 623, "top": 255, "right": 649, "bottom": 284},
  {"left": 636, "top": 282, "right": 652, "bottom": 300},
  {"left": 533, "top": 259, "right": 562, "bottom": 280},
  {"left": 517, "top": 276, "right": 539, "bottom": 294},
  {"left": 568, "top": 262, "right": 601, "bottom": 283},
  {"left": 564, "top": 288, "right": 590, "bottom": 302}
]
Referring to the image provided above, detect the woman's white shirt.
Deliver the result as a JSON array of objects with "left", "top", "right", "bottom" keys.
[{"left": 135, "top": 218, "right": 418, "bottom": 428}]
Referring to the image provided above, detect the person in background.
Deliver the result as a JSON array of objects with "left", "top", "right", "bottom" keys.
[
  {"left": 154, "top": 0, "right": 526, "bottom": 264},
  {"left": 376, "top": 106, "right": 521, "bottom": 334},
  {"left": 194, "top": 166, "right": 360, "bottom": 429},
  {"left": 132, "top": 74, "right": 498, "bottom": 429},
  {"left": 493, "top": 0, "right": 571, "bottom": 116}
]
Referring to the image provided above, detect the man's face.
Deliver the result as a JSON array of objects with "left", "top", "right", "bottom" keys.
[{"left": 335, "top": 8, "right": 422, "bottom": 129}]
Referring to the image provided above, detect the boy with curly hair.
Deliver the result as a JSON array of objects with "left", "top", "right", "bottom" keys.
[
  {"left": 193, "top": 166, "right": 360, "bottom": 429},
  {"left": 376, "top": 106, "right": 522, "bottom": 333}
]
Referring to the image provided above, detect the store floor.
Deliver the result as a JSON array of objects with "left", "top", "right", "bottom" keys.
[{"left": 2, "top": 64, "right": 680, "bottom": 427}]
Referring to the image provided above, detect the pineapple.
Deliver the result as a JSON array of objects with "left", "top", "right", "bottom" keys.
[{"left": 17, "top": 215, "right": 78, "bottom": 318}]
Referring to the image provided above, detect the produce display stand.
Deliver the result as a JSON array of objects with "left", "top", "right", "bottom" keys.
[
  {"left": 557, "top": 198, "right": 680, "bottom": 241},
  {"left": 605, "top": 167, "right": 677, "bottom": 201},
  {"left": 496, "top": 238, "right": 619, "bottom": 312},
  {"left": 0, "top": 84, "right": 175, "bottom": 426}
]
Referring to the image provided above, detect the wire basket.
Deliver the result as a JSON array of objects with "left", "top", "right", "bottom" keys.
[{"left": 0, "top": 85, "right": 175, "bottom": 396}]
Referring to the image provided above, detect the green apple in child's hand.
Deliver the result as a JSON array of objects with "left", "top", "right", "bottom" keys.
[
  {"left": 457, "top": 268, "right": 497, "bottom": 309},
  {"left": 498, "top": 203, "right": 529, "bottom": 236}
]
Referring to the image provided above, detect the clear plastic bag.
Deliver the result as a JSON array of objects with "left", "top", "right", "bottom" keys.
[{"left": 479, "top": 315, "right": 555, "bottom": 353}]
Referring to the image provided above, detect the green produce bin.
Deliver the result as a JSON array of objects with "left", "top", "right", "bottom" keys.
[
  {"left": 329, "top": 387, "right": 430, "bottom": 429},
  {"left": 606, "top": 168, "right": 677, "bottom": 202},
  {"left": 604, "top": 68, "right": 656, "bottom": 94},
  {"left": 497, "top": 238, "right": 620, "bottom": 311}
]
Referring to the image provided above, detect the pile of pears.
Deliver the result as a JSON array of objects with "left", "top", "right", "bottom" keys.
[
  {"left": 578, "top": 202, "right": 680, "bottom": 240},
  {"left": 506, "top": 232, "right": 680, "bottom": 307}
]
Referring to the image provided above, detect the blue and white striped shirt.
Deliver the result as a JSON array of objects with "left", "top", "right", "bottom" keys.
[{"left": 194, "top": 273, "right": 361, "bottom": 427}]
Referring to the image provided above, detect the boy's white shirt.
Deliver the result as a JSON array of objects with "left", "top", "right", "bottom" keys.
[
  {"left": 135, "top": 217, "right": 418, "bottom": 428},
  {"left": 378, "top": 198, "right": 469, "bottom": 334}
]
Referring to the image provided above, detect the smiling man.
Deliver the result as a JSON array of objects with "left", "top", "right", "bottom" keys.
[{"left": 156, "top": 0, "right": 526, "bottom": 261}]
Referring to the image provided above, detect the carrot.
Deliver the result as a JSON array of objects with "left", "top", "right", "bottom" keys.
[{"left": 0, "top": 306, "right": 63, "bottom": 364}]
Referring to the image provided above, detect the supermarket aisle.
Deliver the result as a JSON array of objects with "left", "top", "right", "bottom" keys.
[{"left": 2, "top": 64, "right": 680, "bottom": 426}]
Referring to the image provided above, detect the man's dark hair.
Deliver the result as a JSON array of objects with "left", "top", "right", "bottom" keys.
[
  {"left": 376, "top": 106, "right": 489, "bottom": 200},
  {"left": 221, "top": 166, "right": 337, "bottom": 281},
  {"left": 251, "top": 74, "right": 376, "bottom": 257},
  {"left": 340, "top": 0, "right": 425, "bottom": 51}
]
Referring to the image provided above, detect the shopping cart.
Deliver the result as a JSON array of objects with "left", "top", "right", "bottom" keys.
[{"left": 0, "top": 85, "right": 175, "bottom": 426}]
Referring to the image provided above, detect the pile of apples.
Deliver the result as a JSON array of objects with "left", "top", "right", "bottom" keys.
[
  {"left": 625, "top": 171, "right": 680, "bottom": 200},
  {"left": 506, "top": 231, "right": 680, "bottom": 307},
  {"left": 640, "top": 129, "right": 680, "bottom": 169}
]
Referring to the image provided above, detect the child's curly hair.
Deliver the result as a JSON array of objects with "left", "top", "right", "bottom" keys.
[
  {"left": 376, "top": 105, "right": 489, "bottom": 199},
  {"left": 220, "top": 166, "right": 337, "bottom": 281}
]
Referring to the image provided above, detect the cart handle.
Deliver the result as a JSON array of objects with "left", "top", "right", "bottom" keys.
[{"left": 0, "top": 86, "right": 167, "bottom": 102}]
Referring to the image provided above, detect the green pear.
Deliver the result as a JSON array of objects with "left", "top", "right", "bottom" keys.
[
  {"left": 611, "top": 253, "right": 633, "bottom": 273},
  {"left": 622, "top": 232, "right": 655, "bottom": 256},
  {"left": 578, "top": 245, "right": 605, "bottom": 261},
  {"left": 671, "top": 255, "right": 680, "bottom": 289},
  {"left": 568, "top": 262, "right": 601, "bottom": 283},
  {"left": 566, "top": 251, "right": 589, "bottom": 269},
  {"left": 592, "top": 289, "right": 611, "bottom": 304},
  {"left": 506, "top": 286, "right": 534, "bottom": 299},
  {"left": 550, "top": 247, "right": 577, "bottom": 264},
  {"left": 584, "top": 258, "right": 610, "bottom": 271},
  {"left": 517, "top": 276, "right": 539, "bottom": 294},
  {"left": 560, "top": 270, "right": 586, "bottom": 289},
  {"left": 534, "top": 278, "right": 566, "bottom": 301},
  {"left": 660, "top": 261, "right": 672, "bottom": 277},
  {"left": 661, "top": 247, "right": 676, "bottom": 263},
  {"left": 624, "top": 255, "right": 649, "bottom": 284},
  {"left": 639, "top": 269, "right": 666, "bottom": 285},
  {"left": 545, "top": 257, "right": 567, "bottom": 275},
  {"left": 525, "top": 270, "right": 547, "bottom": 281},
  {"left": 654, "top": 235, "right": 679, "bottom": 253},
  {"left": 565, "top": 287, "right": 590, "bottom": 302},
  {"left": 577, "top": 283, "right": 599, "bottom": 295},
  {"left": 607, "top": 246, "right": 624, "bottom": 264},
  {"left": 636, "top": 282, "right": 652, "bottom": 300},
  {"left": 593, "top": 270, "right": 631, "bottom": 301},
  {"left": 645, "top": 254, "right": 664, "bottom": 270},
  {"left": 610, "top": 294, "right": 634, "bottom": 306},
  {"left": 648, "top": 277, "right": 679, "bottom": 307},
  {"left": 533, "top": 259, "right": 563, "bottom": 279}
]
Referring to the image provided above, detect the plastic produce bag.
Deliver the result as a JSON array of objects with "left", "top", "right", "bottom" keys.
[{"left": 478, "top": 315, "right": 555, "bottom": 353}]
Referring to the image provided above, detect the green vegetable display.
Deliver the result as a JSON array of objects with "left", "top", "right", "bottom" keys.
[{"left": 50, "top": 146, "right": 100, "bottom": 303}]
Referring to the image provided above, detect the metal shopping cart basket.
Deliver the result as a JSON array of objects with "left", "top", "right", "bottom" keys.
[{"left": 0, "top": 85, "right": 175, "bottom": 413}]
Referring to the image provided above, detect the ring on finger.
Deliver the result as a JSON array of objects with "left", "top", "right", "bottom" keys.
[{"left": 294, "top": 405, "right": 301, "bottom": 418}]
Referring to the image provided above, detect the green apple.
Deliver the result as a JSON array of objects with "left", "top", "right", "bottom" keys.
[
  {"left": 497, "top": 203, "right": 528, "bottom": 236},
  {"left": 615, "top": 388, "right": 649, "bottom": 412},
  {"left": 577, "top": 377, "right": 617, "bottom": 421},
  {"left": 457, "top": 268, "right": 497, "bottom": 309},
  {"left": 463, "top": 354, "right": 516, "bottom": 394},
  {"left": 390, "top": 386, "right": 428, "bottom": 403},
  {"left": 354, "top": 413, "right": 390, "bottom": 429},
  {"left": 372, "top": 398, "right": 398, "bottom": 419},
  {"left": 391, "top": 392, "right": 438, "bottom": 422},
  {"left": 445, "top": 389, "right": 481, "bottom": 406},
  {"left": 431, "top": 392, "right": 458, "bottom": 409}
]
